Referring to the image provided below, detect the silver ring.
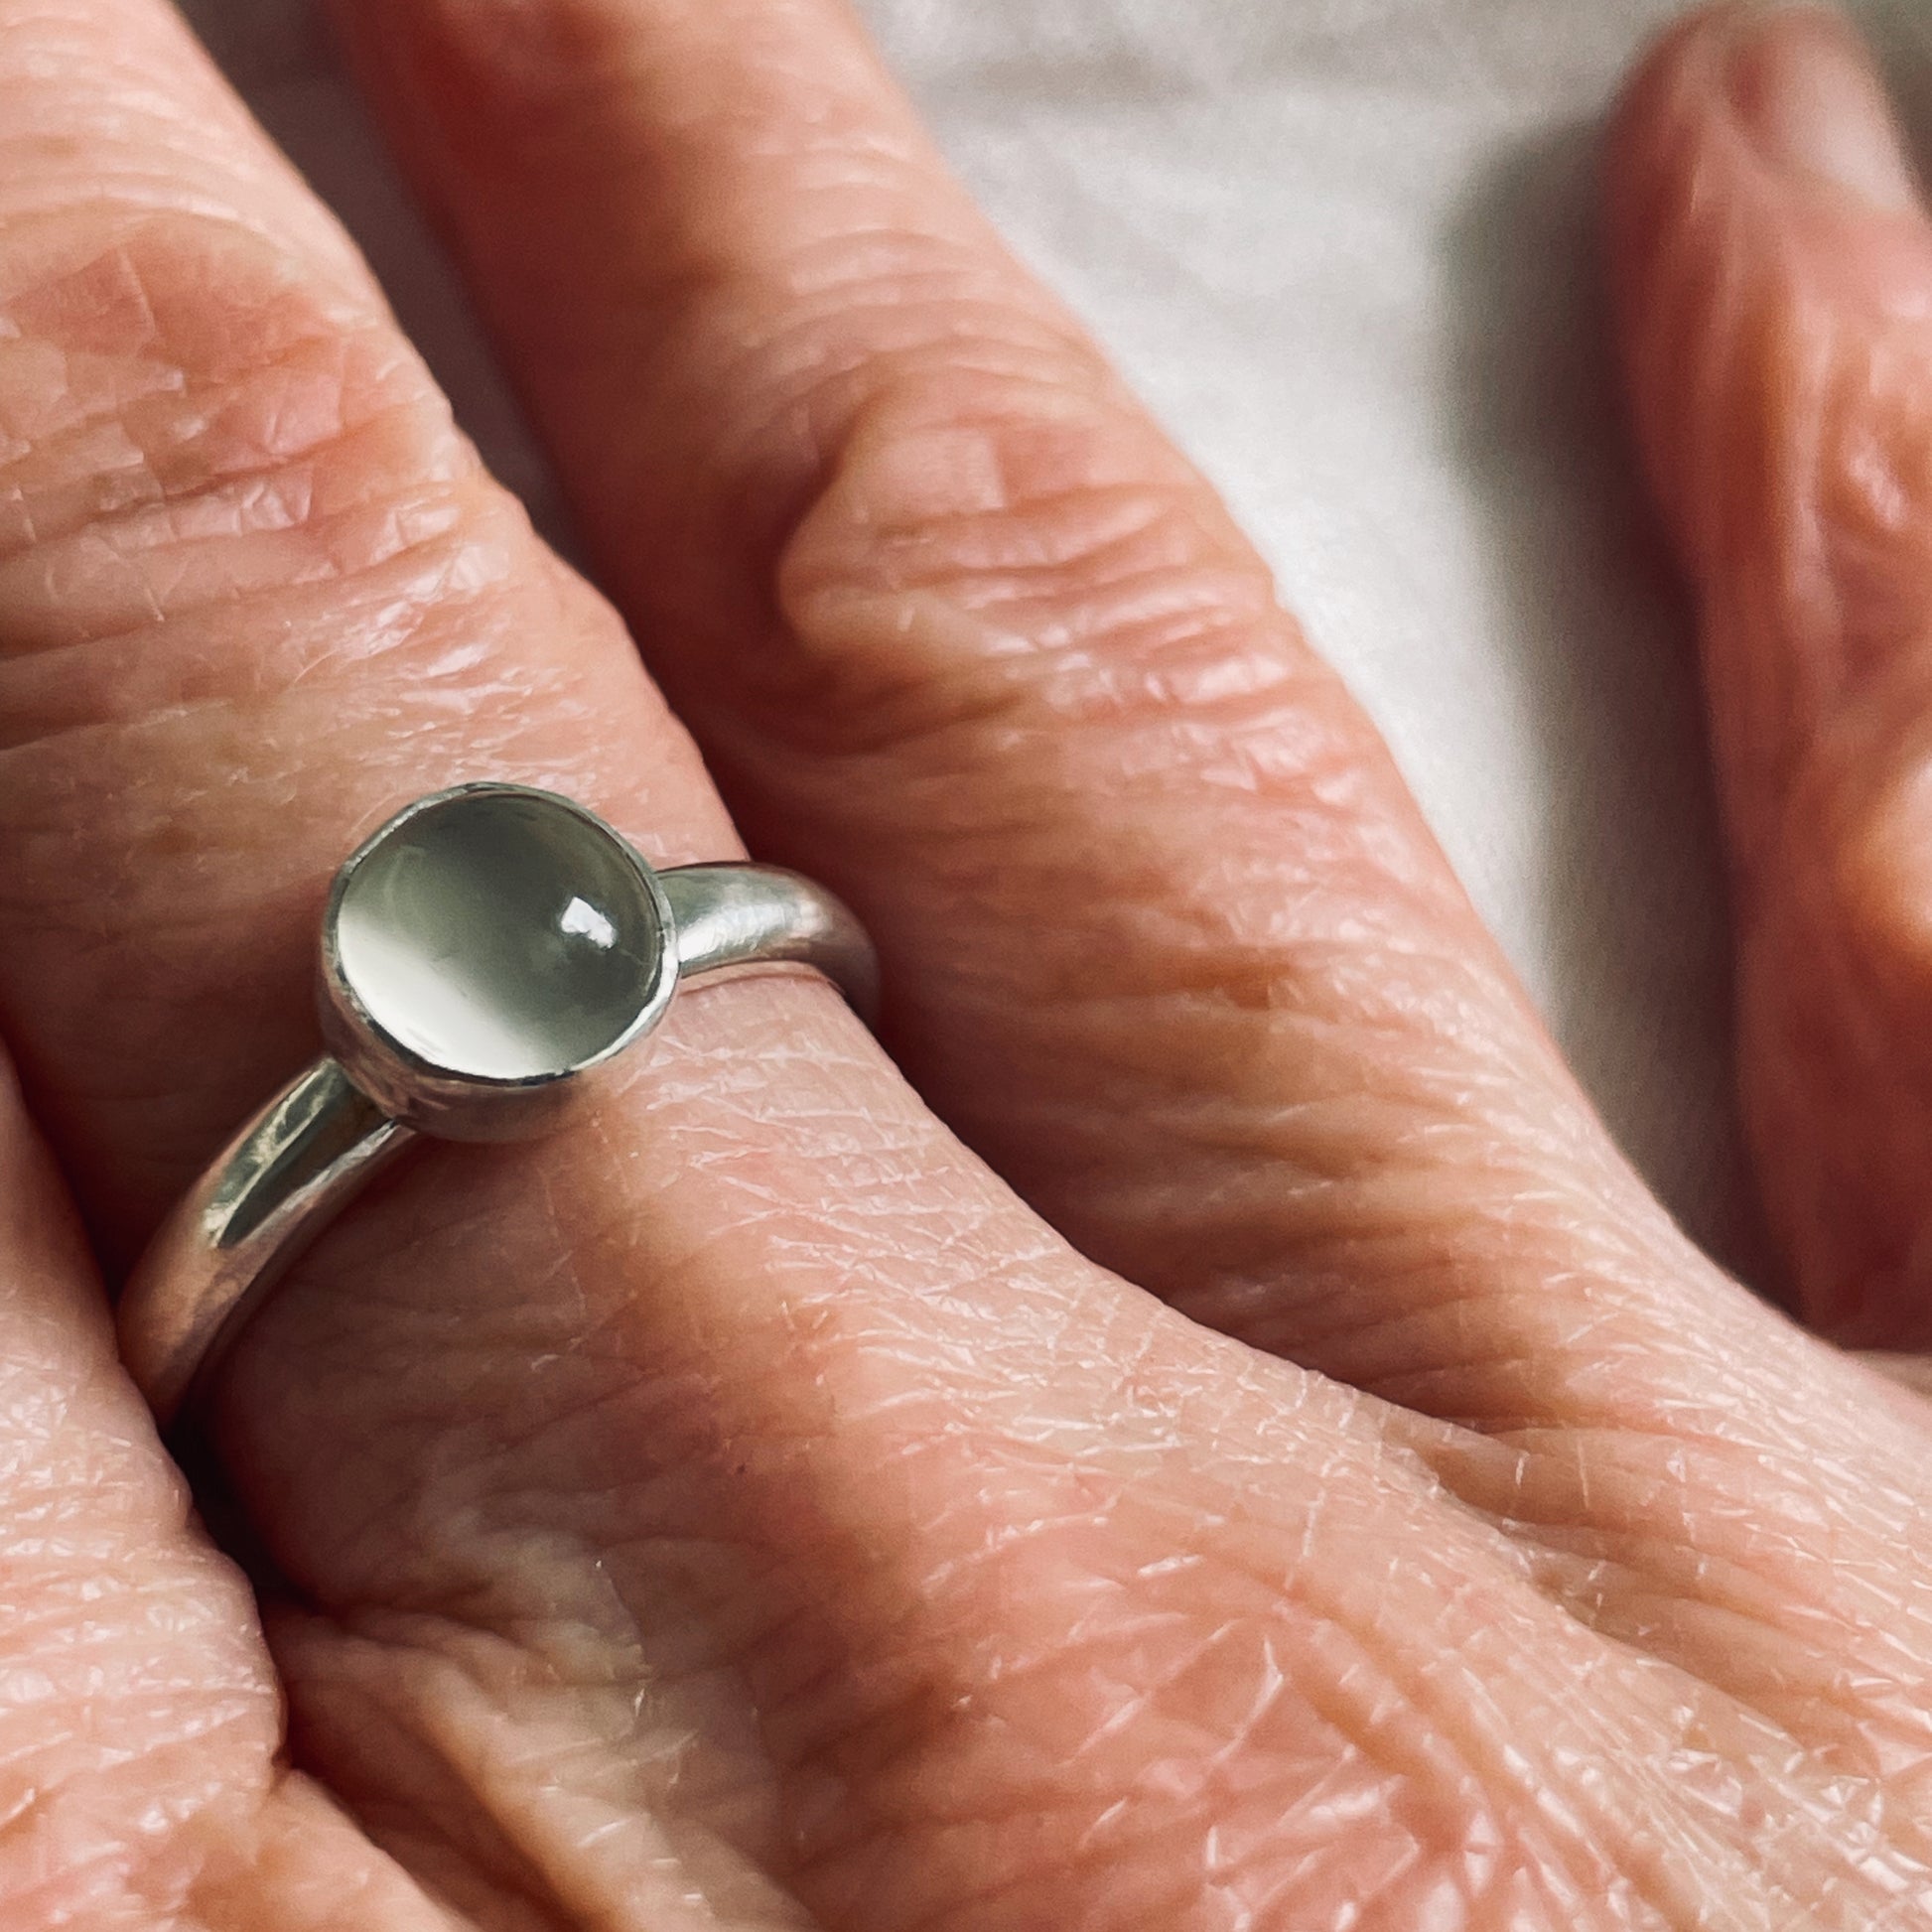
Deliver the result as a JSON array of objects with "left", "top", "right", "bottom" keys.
[{"left": 116, "top": 781, "right": 877, "bottom": 1427}]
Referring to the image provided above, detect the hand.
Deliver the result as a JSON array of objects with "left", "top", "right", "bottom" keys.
[{"left": 1, "top": 0, "right": 1928, "bottom": 1924}]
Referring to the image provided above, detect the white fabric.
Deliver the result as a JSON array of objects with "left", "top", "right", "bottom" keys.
[{"left": 181, "top": 0, "right": 1930, "bottom": 1274}]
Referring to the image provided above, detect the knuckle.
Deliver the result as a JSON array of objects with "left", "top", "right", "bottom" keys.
[
  {"left": 0, "top": 209, "right": 479, "bottom": 656},
  {"left": 761, "top": 347, "right": 1294, "bottom": 762}
]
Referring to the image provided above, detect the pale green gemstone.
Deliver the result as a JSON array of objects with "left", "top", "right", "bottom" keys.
[{"left": 333, "top": 790, "right": 662, "bottom": 1082}]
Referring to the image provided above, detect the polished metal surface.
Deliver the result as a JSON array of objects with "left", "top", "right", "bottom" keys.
[
  {"left": 662, "top": 863, "right": 880, "bottom": 1026},
  {"left": 118, "top": 1059, "right": 413, "bottom": 1426},
  {"left": 117, "top": 784, "right": 878, "bottom": 1428}
]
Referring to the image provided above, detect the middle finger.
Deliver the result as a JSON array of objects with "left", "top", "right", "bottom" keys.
[{"left": 331, "top": 0, "right": 1727, "bottom": 1422}]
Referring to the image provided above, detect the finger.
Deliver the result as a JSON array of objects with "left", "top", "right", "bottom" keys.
[
  {"left": 0, "top": 1042, "right": 445, "bottom": 1928},
  {"left": 326, "top": 0, "right": 1760, "bottom": 1409},
  {"left": 1608, "top": 2, "right": 1932, "bottom": 1344},
  {"left": 0, "top": 14, "right": 739, "bottom": 1262}
]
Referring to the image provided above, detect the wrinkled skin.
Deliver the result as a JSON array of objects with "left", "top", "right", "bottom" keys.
[{"left": 2, "top": 0, "right": 1931, "bottom": 1925}]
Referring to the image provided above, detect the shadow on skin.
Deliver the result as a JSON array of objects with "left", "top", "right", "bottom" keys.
[{"left": 1438, "top": 112, "right": 1775, "bottom": 1293}]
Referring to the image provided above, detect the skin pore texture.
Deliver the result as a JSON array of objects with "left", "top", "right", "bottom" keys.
[{"left": 2, "top": 0, "right": 1932, "bottom": 1925}]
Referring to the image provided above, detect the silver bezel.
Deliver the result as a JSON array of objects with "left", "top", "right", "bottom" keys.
[{"left": 317, "top": 781, "right": 678, "bottom": 1141}]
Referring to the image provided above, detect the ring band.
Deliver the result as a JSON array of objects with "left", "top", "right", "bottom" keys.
[{"left": 117, "top": 782, "right": 877, "bottom": 1427}]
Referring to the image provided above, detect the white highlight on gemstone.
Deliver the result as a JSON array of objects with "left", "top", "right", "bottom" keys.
[
  {"left": 333, "top": 791, "right": 663, "bottom": 1082},
  {"left": 560, "top": 896, "right": 619, "bottom": 949}
]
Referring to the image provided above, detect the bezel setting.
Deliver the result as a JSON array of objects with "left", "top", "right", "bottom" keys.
[{"left": 317, "top": 782, "right": 677, "bottom": 1140}]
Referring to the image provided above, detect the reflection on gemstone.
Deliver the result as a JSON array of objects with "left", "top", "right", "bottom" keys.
[
  {"left": 560, "top": 896, "right": 619, "bottom": 948},
  {"left": 333, "top": 789, "right": 664, "bottom": 1081}
]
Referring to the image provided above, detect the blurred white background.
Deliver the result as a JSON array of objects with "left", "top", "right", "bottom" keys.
[{"left": 174, "top": 0, "right": 1932, "bottom": 1284}]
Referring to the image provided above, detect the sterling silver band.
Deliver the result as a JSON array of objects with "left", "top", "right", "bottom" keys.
[{"left": 117, "top": 785, "right": 876, "bottom": 1428}]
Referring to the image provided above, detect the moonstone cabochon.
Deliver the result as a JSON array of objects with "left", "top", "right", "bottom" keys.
[{"left": 330, "top": 788, "right": 668, "bottom": 1083}]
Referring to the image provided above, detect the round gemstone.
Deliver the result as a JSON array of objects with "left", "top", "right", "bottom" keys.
[{"left": 331, "top": 788, "right": 664, "bottom": 1083}]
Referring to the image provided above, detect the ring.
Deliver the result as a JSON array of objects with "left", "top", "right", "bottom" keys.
[{"left": 116, "top": 781, "right": 878, "bottom": 1428}]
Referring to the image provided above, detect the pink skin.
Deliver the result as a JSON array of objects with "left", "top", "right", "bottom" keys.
[{"left": 0, "top": 0, "right": 1929, "bottom": 1925}]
